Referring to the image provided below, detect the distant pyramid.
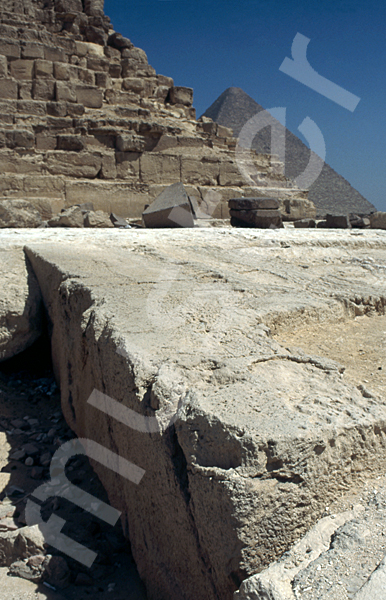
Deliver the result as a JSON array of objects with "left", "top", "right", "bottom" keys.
[{"left": 203, "top": 87, "right": 376, "bottom": 216}]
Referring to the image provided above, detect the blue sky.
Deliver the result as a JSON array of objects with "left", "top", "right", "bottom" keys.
[{"left": 105, "top": 0, "right": 386, "bottom": 210}]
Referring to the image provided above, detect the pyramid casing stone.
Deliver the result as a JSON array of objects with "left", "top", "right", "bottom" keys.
[{"left": 142, "top": 183, "right": 195, "bottom": 228}]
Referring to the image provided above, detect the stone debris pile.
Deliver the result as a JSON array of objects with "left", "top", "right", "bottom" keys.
[{"left": 228, "top": 197, "right": 283, "bottom": 228}]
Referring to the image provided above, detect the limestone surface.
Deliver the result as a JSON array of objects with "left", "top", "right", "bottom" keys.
[
  {"left": 0, "top": 227, "right": 380, "bottom": 599},
  {"left": 0, "top": 245, "right": 43, "bottom": 361}
]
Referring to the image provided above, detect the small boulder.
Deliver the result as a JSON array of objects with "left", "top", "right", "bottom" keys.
[
  {"left": 142, "top": 183, "right": 195, "bottom": 228},
  {"left": 0, "top": 199, "right": 42, "bottom": 228},
  {"left": 43, "top": 555, "right": 71, "bottom": 589},
  {"left": 48, "top": 206, "right": 84, "bottom": 228},
  {"left": 84, "top": 210, "right": 114, "bottom": 228}
]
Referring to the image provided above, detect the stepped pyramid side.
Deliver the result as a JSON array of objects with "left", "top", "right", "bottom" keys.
[
  {"left": 203, "top": 87, "right": 376, "bottom": 216},
  {"left": 0, "top": 1, "right": 313, "bottom": 221}
]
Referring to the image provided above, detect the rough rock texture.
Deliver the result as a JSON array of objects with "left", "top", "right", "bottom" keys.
[
  {"left": 203, "top": 87, "right": 376, "bottom": 217},
  {"left": 0, "top": 199, "right": 42, "bottom": 228},
  {"left": 9, "top": 227, "right": 386, "bottom": 600},
  {"left": 370, "top": 211, "right": 386, "bottom": 229},
  {"left": 0, "top": 246, "right": 43, "bottom": 361},
  {"left": 237, "top": 482, "right": 386, "bottom": 600},
  {"left": 0, "top": 1, "right": 312, "bottom": 222}
]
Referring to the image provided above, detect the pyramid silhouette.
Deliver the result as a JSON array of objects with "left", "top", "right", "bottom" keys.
[{"left": 203, "top": 87, "right": 376, "bottom": 216}]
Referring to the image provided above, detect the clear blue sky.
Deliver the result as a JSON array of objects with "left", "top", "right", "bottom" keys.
[{"left": 105, "top": 0, "right": 386, "bottom": 210}]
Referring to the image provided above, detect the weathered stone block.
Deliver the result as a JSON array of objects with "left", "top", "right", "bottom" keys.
[
  {"left": 143, "top": 182, "right": 194, "bottom": 228},
  {"left": 168, "top": 86, "right": 193, "bottom": 106},
  {"left": 279, "top": 198, "right": 316, "bottom": 221},
  {"left": 47, "top": 101, "right": 67, "bottom": 117},
  {"left": 219, "top": 162, "right": 245, "bottom": 186},
  {"left": 108, "top": 32, "right": 133, "bottom": 50},
  {"left": 155, "top": 85, "right": 170, "bottom": 101},
  {"left": 18, "top": 82, "right": 32, "bottom": 99},
  {"left": 6, "top": 129, "right": 34, "bottom": 149},
  {"left": 55, "top": 0, "right": 83, "bottom": 12},
  {"left": 122, "top": 77, "right": 145, "bottom": 94},
  {"left": 74, "top": 41, "right": 89, "bottom": 57},
  {"left": 57, "top": 135, "right": 84, "bottom": 151},
  {"left": 44, "top": 46, "right": 66, "bottom": 62},
  {"left": 34, "top": 59, "right": 53, "bottom": 78},
  {"left": 121, "top": 47, "right": 148, "bottom": 62},
  {"left": 32, "top": 79, "right": 55, "bottom": 100},
  {"left": 181, "top": 158, "right": 219, "bottom": 186},
  {"left": 109, "top": 63, "right": 121, "bottom": 78},
  {"left": 85, "top": 26, "right": 107, "bottom": 46},
  {"left": 140, "top": 153, "right": 180, "bottom": 184},
  {"left": 95, "top": 71, "right": 111, "bottom": 88},
  {"left": 104, "top": 46, "right": 121, "bottom": 60},
  {"left": 21, "top": 43, "right": 44, "bottom": 59},
  {"left": 17, "top": 100, "right": 47, "bottom": 116},
  {"left": 46, "top": 151, "right": 102, "bottom": 178},
  {"left": 217, "top": 124, "right": 233, "bottom": 138},
  {"left": 0, "top": 39, "right": 20, "bottom": 58},
  {"left": 0, "top": 199, "right": 42, "bottom": 228},
  {"left": 116, "top": 134, "right": 145, "bottom": 152},
  {"left": 0, "top": 79, "right": 17, "bottom": 99},
  {"left": 370, "top": 212, "right": 386, "bottom": 229},
  {"left": 48, "top": 205, "right": 84, "bottom": 228},
  {"left": 228, "top": 197, "right": 280, "bottom": 210},
  {"left": 87, "top": 55, "right": 109, "bottom": 71},
  {"left": 66, "top": 102, "right": 85, "bottom": 116},
  {"left": 115, "top": 151, "right": 140, "bottom": 179},
  {"left": 157, "top": 74, "right": 174, "bottom": 87},
  {"left": 75, "top": 85, "right": 103, "bottom": 108},
  {"left": 100, "top": 153, "right": 117, "bottom": 179},
  {"left": 10, "top": 59, "right": 34, "bottom": 79},
  {"left": 0, "top": 56, "right": 7, "bottom": 78},
  {"left": 326, "top": 214, "right": 351, "bottom": 229},
  {"left": 23, "top": 175, "right": 65, "bottom": 200},
  {"left": 53, "top": 62, "right": 70, "bottom": 80},
  {"left": 77, "top": 67, "right": 95, "bottom": 85},
  {"left": 84, "top": 209, "right": 114, "bottom": 228},
  {"left": 56, "top": 81, "right": 77, "bottom": 103}
]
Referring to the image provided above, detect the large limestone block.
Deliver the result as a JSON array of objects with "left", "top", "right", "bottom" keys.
[
  {"left": 0, "top": 199, "right": 42, "bottom": 228},
  {"left": 279, "top": 197, "right": 316, "bottom": 221},
  {"left": 0, "top": 246, "right": 43, "bottom": 361},
  {"left": 45, "top": 151, "right": 102, "bottom": 178},
  {"left": 24, "top": 230, "right": 386, "bottom": 600},
  {"left": 142, "top": 182, "right": 194, "bottom": 228},
  {"left": 0, "top": 79, "right": 18, "bottom": 99},
  {"left": 10, "top": 59, "right": 34, "bottom": 79},
  {"left": 370, "top": 212, "right": 386, "bottom": 229},
  {"left": 181, "top": 158, "right": 219, "bottom": 186},
  {"left": 140, "top": 153, "right": 180, "bottom": 184},
  {"left": 75, "top": 85, "right": 103, "bottom": 108},
  {"left": 168, "top": 86, "right": 193, "bottom": 106}
]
